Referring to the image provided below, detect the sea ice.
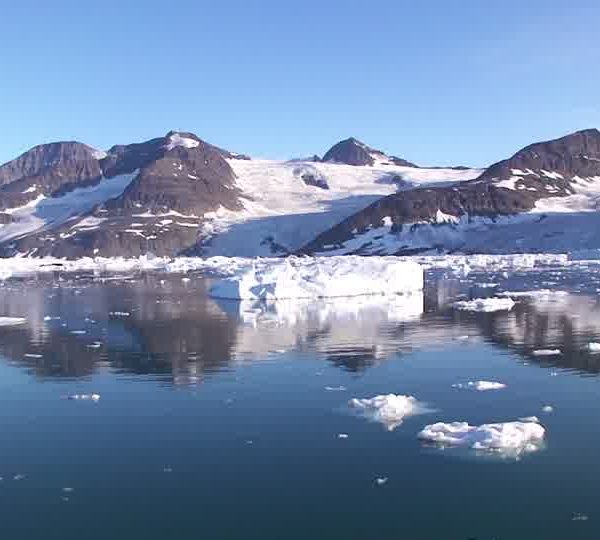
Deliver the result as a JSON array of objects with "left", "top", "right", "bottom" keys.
[
  {"left": 453, "top": 298, "right": 516, "bottom": 312},
  {"left": 349, "top": 394, "right": 425, "bottom": 431},
  {"left": 418, "top": 420, "right": 545, "bottom": 456},
  {"left": 209, "top": 256, "right": 423, "bottom": 300}
]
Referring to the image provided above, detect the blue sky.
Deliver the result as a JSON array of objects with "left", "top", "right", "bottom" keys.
[{"left": 1, "top": 0, "right": 599, "bottom": 167}]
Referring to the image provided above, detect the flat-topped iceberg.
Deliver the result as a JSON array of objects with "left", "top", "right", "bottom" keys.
[
  {"left": 418, "top": 419, "right": 545, "bottom": 456},
  {"left": 209, "top": 257, "right": 423, "bottom": 300}
]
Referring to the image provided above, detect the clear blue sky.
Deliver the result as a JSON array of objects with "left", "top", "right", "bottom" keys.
[{"left": 1, "top": 0, "right": 599, "bottom": 167}]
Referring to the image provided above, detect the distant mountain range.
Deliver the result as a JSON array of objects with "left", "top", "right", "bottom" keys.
[{"left": 0, "top": 128, "right": 599, "bottom": 258}]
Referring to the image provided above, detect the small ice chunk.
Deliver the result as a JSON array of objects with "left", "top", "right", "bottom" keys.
[
  {"left": 572, "top": 513, "right": 589, "bottom": 522},
  {"left": 325, "top": 385, "right": 347, "bottom": 392},
  {"left": 109, "top": 311, "right": 130, "bottom": 317},
  {"left": 0, "top": 317, "right": 26, "bottom": 326},
  {"left": 418, "top": 420, "right": 545, "bottom": 456},
  {"left": 375, "top": 477, "right": 388, "bottom": 485},
  {"left": 453, "top": 380, "right": 507, "bottom": 391},
  {"left": 349, "top": 394, "right": 425, "bottom": 431},
  {"left": 67, "top": 393, "right": 100, "bottom": 402},
  {"left": 532, "top": 349, "right": 561, "bottom": 356},
  {"left": 337, "top": 433, "right": 349, "bottom": 439},
  {"left": 87, "top": 341, "right": 102, "bottom": 349},
  {"left": 62, "top": 487, "right": 74, "bottom": 493},
  {"left": 70, "top": 330, "right": 87, "bottom": 335},
  {"left": 585, "top": 342, "right": 600, "bottom": 353},
  {"left": 13, "top": 474, "right": 26, "bottom": 481},
  {"left": 542, "top": 405, "right": 554, "bottom": 413},
  {"left": 23, "top": 353, "right": 43, "bottom": 359},
  {"left": 453, "top": 298, "right": 515, "bottom": 312}
]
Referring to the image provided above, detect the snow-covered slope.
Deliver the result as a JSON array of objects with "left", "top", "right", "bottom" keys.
[
  {"left": 304, "top": 129, "right": 600, "bottom": 256},
  {"left": 0, "top": 171, "right": 138, "bottom": 245},
  {"left": 200, "top": 158, "right": 481, "bottom": 257}
]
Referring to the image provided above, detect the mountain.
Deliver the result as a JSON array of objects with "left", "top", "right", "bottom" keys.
[
  {"left": 302, "top": 129, "right": 600, "bottom": 256},
  {"left": 0, "top": 132, "right": 480, "bottom": 258},
  {"left": 322, "top": 137, "right": 419, "bottom": 167},
  {"left": 0, "top": 132, "right": 246, "bottom": 257}
]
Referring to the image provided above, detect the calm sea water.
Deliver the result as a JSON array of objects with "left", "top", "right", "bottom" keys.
[{"left": 1, "top": 264, "right": 600, "bottom": 539}]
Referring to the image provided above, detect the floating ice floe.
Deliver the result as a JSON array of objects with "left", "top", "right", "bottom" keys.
[
  {"left": 325, "top": 385, "right": 347, "bottom": 392},
  {"left": 453, "top": 380, "right": 507, "bottom": 391},
  {"left": 453, "top": 298, "right": 516, "bottom": 313},
  {"left": 0, "top": 317, "right": 27, "bottom": 326},
  {"left": 349, "top": 394, "right": 426, "bottom": 431},
  {"left": 532, "top": 349, "right": 562, "bottom": 356},
  {"left": 209, "top": 257, "right": 423, "bottom": 300},
  {"left": 542, "top": 405, "right": 554, "bottom": 413},
  {"left": 375, "top": 477, "right": 388, "bottom": 486},
  {"left": 66, "top": 393, "right": 101, "bottom": 402},
  {"left": 418, "top": 419, "right": 545, "bottom": 456},
  {"left": 337, "top": 433, "right": 349, "bottom": 439}
]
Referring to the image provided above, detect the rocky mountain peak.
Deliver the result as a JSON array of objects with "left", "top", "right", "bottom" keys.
[{"left": 322, "top": 137, "right": 418, "bottom": 168}]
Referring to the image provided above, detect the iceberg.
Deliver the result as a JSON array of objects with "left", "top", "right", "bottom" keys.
[
  {"left": 209, "top": 256, "right": 423, "bottom": 300},
  {"left": 418, "top": 419, "right": 545, "bottom": 456}
]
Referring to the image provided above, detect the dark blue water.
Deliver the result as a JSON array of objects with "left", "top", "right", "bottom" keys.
[{"left": 0, "top": 267, "right": 600, "bottom": 539}]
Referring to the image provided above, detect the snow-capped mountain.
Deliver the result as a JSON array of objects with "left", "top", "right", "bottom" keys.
[
  {"left": 0, "top": 133, "right": 480, "bottom": 257},
  {"left": 1, "top": 128, "right": 598, "bottom": 259},
  {"left": 303, "top": 129, "right": 600, "bottom": 256},
  {"left": 0, "top": 132, "right": 246, "bottom": 257}
]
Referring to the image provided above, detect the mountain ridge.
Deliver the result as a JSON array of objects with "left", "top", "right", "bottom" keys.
[{"left": 0, "top": 128, "right": 597, "bottom": 258}]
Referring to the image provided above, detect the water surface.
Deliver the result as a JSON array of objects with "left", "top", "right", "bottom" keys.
[{"left": 1, "top": 265, "right": 600, "bottom": 539}]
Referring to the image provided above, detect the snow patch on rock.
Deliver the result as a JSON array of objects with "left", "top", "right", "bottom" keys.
[{"left": 164, "top": 133, "right": 199, "bottom": 151}]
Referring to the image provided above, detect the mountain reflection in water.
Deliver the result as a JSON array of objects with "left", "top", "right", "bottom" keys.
[{"left": 1, "top": 270, "right": 600, "bottom": 380}]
